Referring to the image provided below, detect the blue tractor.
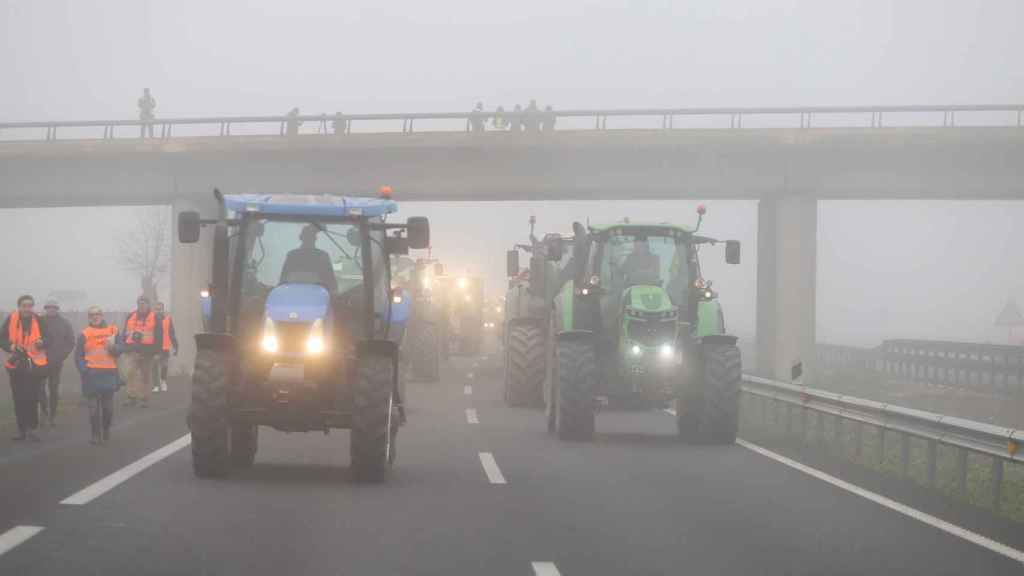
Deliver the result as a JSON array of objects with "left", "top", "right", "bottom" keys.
[{"left": 178, "top": 190, "right": 429, "bottom": 482}]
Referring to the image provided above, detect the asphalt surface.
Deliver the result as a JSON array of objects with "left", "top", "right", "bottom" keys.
[{"left": 1, "top": 356, "right": 1022, "bottom": 575}]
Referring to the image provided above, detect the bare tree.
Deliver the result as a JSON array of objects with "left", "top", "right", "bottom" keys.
[{"left": 116, "top": 207, "right": 170, "bottom": 303}]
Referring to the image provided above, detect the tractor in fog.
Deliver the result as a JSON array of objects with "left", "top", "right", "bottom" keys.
[
  {"left": 178, "top": 190, "right": 429, "bottom": 482},
  {"left": 506, "top": 208, "right": 743, "bottom": 443}
]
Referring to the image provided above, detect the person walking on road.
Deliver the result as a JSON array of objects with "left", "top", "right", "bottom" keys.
[
  {"left": 152, "top": 301, "right": 178, "bottom": 393},
  {"left": 0, "top": 295, "right": 49, "bottom": 441},
  {"left": 138, "top": 88, "right": 157, "bottom": 138},
  {"left": 120, "top": 296, "right": 163, "bottom": 408},
  {"left": 76, "top": 307, "right": 120, "bottom": 444},
  {"left": 39, "top": 299, "right": 75, "bottom": 427}
]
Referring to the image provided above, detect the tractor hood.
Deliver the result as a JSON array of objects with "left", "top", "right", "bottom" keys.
[
  {"left": 623, "top": 285, "right": 676, "bottom": 316},
  {"left": 266, "top": 284, "right": 330, "bottom": 323}
]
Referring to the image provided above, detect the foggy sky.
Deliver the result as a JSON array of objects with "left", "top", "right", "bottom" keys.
[{"left": 1, "top": 1, "right": 1022, "bottom": 346}]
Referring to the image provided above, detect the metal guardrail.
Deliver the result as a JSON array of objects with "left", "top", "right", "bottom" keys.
[
  {"left": 815, "top": 340, "right": 1024, "bottom": 394},
  {"left": 741, "top": 374, "right": 1021, "bottom": 511},
  {"left": 1, "top": 103, "right": 1022, "bottom": 142}
]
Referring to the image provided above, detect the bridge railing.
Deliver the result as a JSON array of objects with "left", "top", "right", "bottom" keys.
[
  {"left": 742, "top": 374, "right": 1023, "bottom": 513},
  {"left": 1, "top": 104, "right": 1021, "bottom": 142},
  {"left": 816, "top": 340, "right": 1024, "bottom": 395}
]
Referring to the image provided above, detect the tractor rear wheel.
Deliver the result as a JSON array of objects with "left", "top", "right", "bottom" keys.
[
  {"left": 410, "top": 321, "right": 440, "bottom": 382},
  {"left": 230, "top": 423, "right": 258, "bottom": 467},
  {"left": 188, "top": 350, "right": 231, "bottom": 478},
  {"left": 678, "top": 340, "right": 741, "bottom": 444},
  {"left": 351, "top": 354, "right": 396, "bottom": 482},
  {"left": 556, "top": 339, "right": 596, "bottom": 441},
  {"left": 505, "top": 324, "right": 546, "bottom": 408}
]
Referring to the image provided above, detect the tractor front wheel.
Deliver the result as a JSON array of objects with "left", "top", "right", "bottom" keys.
[
  {"left": 678, "top": 340, "right": 741, "bottom": 444},
  {"left": 556, "top": 338, "right": 596, "bottom": 441},
  {"left": 351, "top": 354, "right": 396, "bottom": 482},
  {"left": 505, "top": 323, "right": 546, "bottom": 408},
  {"left": 188, "top": 350, "right": 231, "bottom": 478}
]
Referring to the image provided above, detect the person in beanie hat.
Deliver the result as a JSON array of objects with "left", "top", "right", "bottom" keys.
[{"left": 39, "top": 299, "right": 75, "bottom": 427}]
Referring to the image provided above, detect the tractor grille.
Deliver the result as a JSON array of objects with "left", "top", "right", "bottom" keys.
[
  {"left": 275, "top": 321, "right": 311, "bottom": 355},
  {"left": 627, "top": 319, "right": 676, "bottom": 347}
]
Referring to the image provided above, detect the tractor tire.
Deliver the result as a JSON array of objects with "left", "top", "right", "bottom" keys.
[
  {"left": 410, "top": 322, "right": 440, "bottom": 382},
  {"left": 505, "top": 324, "right": 546, "bottom": 408},
  {"left": 556, "top": 339, "right": 596, "bottom": 441},
  {"left": 351, "top": 354, "right": 396, "bottom": 483},
  {"left": 678, "top": 340, "right": 741, "bottom": 444},
  {"left": 230, "top": 423, "right": 258, "bottom": 468},
  {"left": 188, "top": 350, "right": 231, "bottom": 478}
]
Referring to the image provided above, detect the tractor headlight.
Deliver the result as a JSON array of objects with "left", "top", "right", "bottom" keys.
[
  {"left": 261, "top": 317, "right": 279, "bottom": 354},
  {"left": 200, "top": 289, "right": 210, "bottom": 299},
  {"left": 457, "top": 277, "right": 468, "bottom": 290},
  {"left": 659, "top": 343, "right": 674, "bottom": 360},
  {"left": 630, "top": 344, "right": 642, "bottom": 357},
  {"left": 306, "top": 319, "right": 326, "bottom": 356}
]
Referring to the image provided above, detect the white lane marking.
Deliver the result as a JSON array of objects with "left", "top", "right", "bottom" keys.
[
  {"left": 0, "top": 526, "right": 44, "bottom": 557},
  {"left": 464, "top": 385, "right": 473, "bottom": 395},
  {"left": 737, "top": 439, "right": 1024, "bottom": 565},
  {"left": 61, "top": 434, "right": 192, "bottom": 506},
  {"left": 478, "top": 452, "right": 507, "bottom": 485},
  {"left": 532, "top": 562, "right": 562, "bottom": 576},
  {"left": 466, "top": 408, "right": 479, "bottom": 424}
]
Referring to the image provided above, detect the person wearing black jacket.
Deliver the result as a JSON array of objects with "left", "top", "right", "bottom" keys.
[
  {"left": 0, "top": 295, "right": 49, "bottom": 441},
  {"left": 39, "top": 299, "right": 75, "bottom": 427}
]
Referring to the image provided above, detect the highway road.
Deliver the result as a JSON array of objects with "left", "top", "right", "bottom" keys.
[{"left": 0, "top": 356, "right": 1022, "bottom": 575}]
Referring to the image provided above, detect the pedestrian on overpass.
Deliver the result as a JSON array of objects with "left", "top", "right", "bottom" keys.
[
  {"left": 119, "top": 296, "right": 163, "bottom": 408},
  {"left": 541, "top": 105, "right": 556, "bottom": 132},
  {"left": 76, "top": 307, "right": 120, "bottom": 444},
  {"left": 469, "top": 102, "right": 486, "bottom": 133},
  {"left": 285, "top": 107, "right": 303, "bottom": 136},
  {"left": 0, "top": 295, "right": 49, "bottom": 441},
  {"left": 138, "top": 88, "right": 156, "bottom": 138},
  {"left": 39, "top": 299, "right": 75, "bottom": 427},
  {"left": 152, "top": 301, "right": 178, "bottom": 393}
]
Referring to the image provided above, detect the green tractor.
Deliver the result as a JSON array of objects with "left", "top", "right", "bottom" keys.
[
  {"left": 543, "top": 208, "right": 743, "bottom": 443},
  {"left": 503, "top": 217, "right": 573, "bottom": 407},
  {"left": 400, "top": 258, "right": 446, "bottom": 382}
]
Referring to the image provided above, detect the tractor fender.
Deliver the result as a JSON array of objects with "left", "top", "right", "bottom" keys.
[
  {"left": 195, "top": 333, "right": 238, "bottom": 353},
  {"left": 555, "top": 329, "right": 596, "bottom": 345},
  {"left": 699, "top": 333, "right": 738, "bottom": 347}
]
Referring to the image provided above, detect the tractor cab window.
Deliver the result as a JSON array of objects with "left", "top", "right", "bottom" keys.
[
  {"left": 243, "top": 219, "right": 364, "bottom": 297},
  {"left": 602, "top": 232, "right": 691, "bottom": 308}
]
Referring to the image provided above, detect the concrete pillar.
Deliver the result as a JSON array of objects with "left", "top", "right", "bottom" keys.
[
  {"left": 756, "top": 197, "right": 817, "bottom": 381},
  {"left": 169, "top": 197, "right": 216, "bottom": 376}
]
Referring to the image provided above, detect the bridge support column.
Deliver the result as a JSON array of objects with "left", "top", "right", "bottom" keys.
[
  {"left": 170, "top": 197, "right": 216, "bottom": 376},
  {"left": 756, "top": 197, "right": 818, "bottom": 381}
]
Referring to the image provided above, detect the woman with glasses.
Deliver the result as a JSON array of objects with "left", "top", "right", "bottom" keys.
[{"left": 75, "top": 307, "right": 121, "bottom": 444}]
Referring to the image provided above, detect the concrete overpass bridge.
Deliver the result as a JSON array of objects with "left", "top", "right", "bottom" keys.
[{"left": 1, "top": 104, "right": 1022, "bottom": 380}]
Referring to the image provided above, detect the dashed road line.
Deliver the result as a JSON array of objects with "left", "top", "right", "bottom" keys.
[
  {"left": 0, "top": 525, "right": 44, "bottom": 557},
  {"left": 464, "top": 385, "right": 473, "bottom": 395},
  {"left": 61, "top": 434, "right": 191, "bottom": 506},
  {"left": 466, "top": 408, "right": 479, "bottom": 424},
  {"left": 478, "top": 452, "right": 506, "bottom": 484},
  {"left": 531, "top": 562, "right": 562, "bottom": 576}
]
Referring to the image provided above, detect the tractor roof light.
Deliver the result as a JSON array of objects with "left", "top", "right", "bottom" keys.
[{"left": 378, "top": 185, "right": 393, "bottom": 199}]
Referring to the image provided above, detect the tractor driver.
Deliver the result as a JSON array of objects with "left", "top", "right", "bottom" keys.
[
  {"left": 619, "top": 237, "right": 661, "bottom": 287},
  {"left": 280, "top": 225, "right": 339, "bottom": 294}
]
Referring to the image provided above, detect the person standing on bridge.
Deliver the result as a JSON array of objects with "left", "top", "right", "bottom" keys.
[
  {"left": 138, "top": 88, "right": 156, "bottom": 138},
  {"left": 523, "top": 100, "right": 540, "bottom": 132},
  {"left": 469, "top": 102, "right": 486, "bottom": 133},
  {"left": 76, "top": 307, "right": 120, "bottom": 444},
  {"left": 511, "top": 104, "right": 524, "bottom": 132},
  {"left": 285, "top": 107, "right": 303, "bottom": 136},
  {"left": 119, "top": 296, "right": 163, "bottom": 408},
  {"left": 541, "top": 105, "right": 556, "bottom": 132},
  {"left": 152, "top": 301, "right": 177, "bottom": 393},
  {"left": 1, "top": 295, "right": 48, "bottom": 441},
  {"left": 38, "top": 299, "right": 75, "bottom": 428}
]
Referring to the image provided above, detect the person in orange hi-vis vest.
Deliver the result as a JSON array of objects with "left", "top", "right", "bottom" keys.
[
  {"left": 119, "top": 296, "right": 163, "bottom": 408},
  {"left": 75, "top": 306, "right": 121, "bottom": 444},
  {"left": 152, "top": 302, "right": 178, "bottom": 393},
  {"left": 0, "top": 295, "right": 49, "bottom": 441}
]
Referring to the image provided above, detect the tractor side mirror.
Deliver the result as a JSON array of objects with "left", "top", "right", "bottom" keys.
[
  {"left": 506, "top": 250, "right": 520, "bottom": 278},
  {"left": 434, "top": 263, "right": 445, "bottom": 276},
  {"left": 178, "top": 211, "right": 201, "bottom": 244},
  {"left": 407, "top": 217, "right": 430, "bottom": 250},
  {"left": 725, "top": 240, "right": 741, "bottom": 265},
  {"left": 385, "top": 236, "right": 410, "bottom": 255}
]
